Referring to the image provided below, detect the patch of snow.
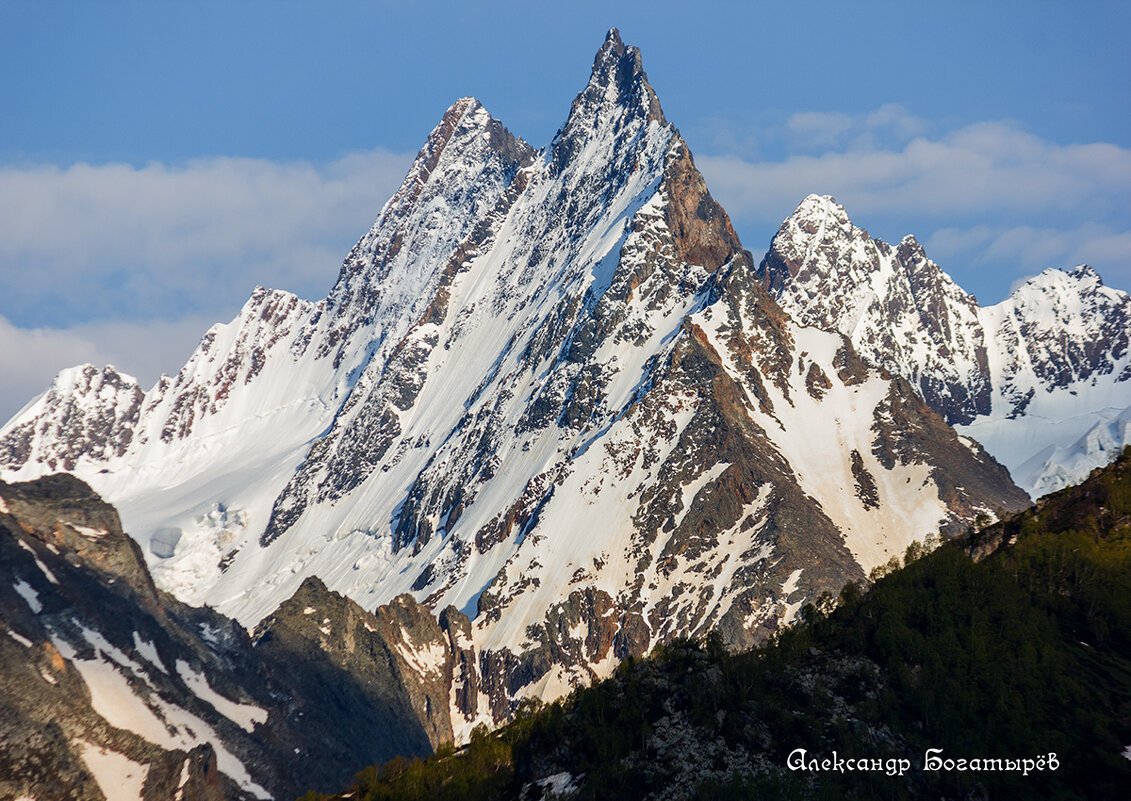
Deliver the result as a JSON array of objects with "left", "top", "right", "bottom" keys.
[
  {"left": 537, "top": 771, "right": 580, "bottom": 795},
  {"left": 450, "top": 627, "right": 473, "bottom": 650},
  {"left": 175, "top": 758, "right": 191, "bottom": 801},
  {"left": 7, "top": 628, "right": 33, "bottom": 647},
  {"left": 14, "top": 579, "right": 42, "bottom": 614},
  {"left": 72, "top": 524, "right": 108, "bottom": 538},
  {"left": 175, "top": 659, "right": 267, "bottom": 732},
  {"left": 17, "top": 540, "right": 58, "bottom": 584},
  {"left": 76, "top": 740, "right": 148, "bottom": 801},
  {"left": 779, "top": 568, "right": 807, "bottom": 626},
  {"left": 671, "top": 462, "right": 730, "bottom": 531},
  {"left": 77, "top": 624, "right": 152, "bottom": 686},
  {"left": 133, "top": 632, "right": 167, "bottom": 673},
  {"left": 396, "top": 638, "right": 447, "bottom": 679}
]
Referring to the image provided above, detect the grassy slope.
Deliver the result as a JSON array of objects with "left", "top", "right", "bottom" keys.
[{"left": 303, "top": 448, "right": 1131, "bottom": 800}]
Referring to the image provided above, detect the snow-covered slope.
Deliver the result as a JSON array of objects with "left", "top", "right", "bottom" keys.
[
  {"left": 0, "top": 32, "right": 1028, "bottom": 728},
  {"left": 1010, "top": 404, "right": 1131, "bottom": 497},
  {"left": 760, "top": 195, "right": 1131, "bottom": 497},
  {"left": 0, "top": 97, "right": 535, "bottom": 607}
]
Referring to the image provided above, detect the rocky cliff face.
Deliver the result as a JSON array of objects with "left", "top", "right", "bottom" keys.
[
  {"left": 759, "top": 195, "right": 992, "bottom": 426},
  {"left": 0, "top": 31, "right": 1029, "bottom": 739},
  {"left": 0, "top": 475, "right": 474, "bottom": 800},
  {"left": 760, "top": 195, "right": 1131, "bottom": 496},
  {"left": 0, "top": 365, "right": 145, "bottom": 473}
]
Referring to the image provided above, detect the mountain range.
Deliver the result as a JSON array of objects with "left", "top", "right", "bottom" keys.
[
  {"left": 0, "top": 29, "right": 1127, "bottom": 799},
  {"left": 760, "top": 193, "right": 1131, "bottom": 497}
]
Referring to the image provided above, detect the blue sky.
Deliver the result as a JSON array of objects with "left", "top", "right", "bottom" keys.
[{"left": 1, "top": 0, "right": 1129, "bottom": 420}]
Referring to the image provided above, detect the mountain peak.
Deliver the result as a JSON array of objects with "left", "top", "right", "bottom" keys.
[
  {"left": 791, "top": 194, "right": 852, "bottom": 228},
  {"left": 325, "top": 94, "right": 534, "bottom": 321},
  {"left": 551, "top": 30, "right": 666, "bottom": 169},
  {"left": 761, "top": 195, "right": 996, "bottom": 425},
  {"left": 592, "top": 26, "right": 631, "bottom": 72},
  {"left": 582, "top": 28, "right": 665, "bottom": 123},
  {"left": 1069, "top": 264, "right": 1101, "bottom": 283},
  {"left": 1010, "top": 264, "right": 1106, "bottom": 300},
  {"left": 896, "top": 233, "right": 927, "bottom": 261},
  {"left": 409, "top": 97, "right": 531, "bottom": 185},
  {"left": 443, "top": 95, "right": 482, "bottom": 118}
]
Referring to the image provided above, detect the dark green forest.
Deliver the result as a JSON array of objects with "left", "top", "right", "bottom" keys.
[{"left": 302, "top": 449, "right": 1131, "bottom": 800}]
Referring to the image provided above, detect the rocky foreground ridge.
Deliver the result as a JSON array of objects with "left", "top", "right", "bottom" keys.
[
  {"left": 0, "top": 473, "right": 495, "bottom": 799},
  {"left": 0, "top": 30, "right": 1041, "bottom": 748}
]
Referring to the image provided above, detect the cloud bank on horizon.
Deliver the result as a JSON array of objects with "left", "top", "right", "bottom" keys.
[{"left": 0, "top": 149, "right": 412, "bottom": 421}]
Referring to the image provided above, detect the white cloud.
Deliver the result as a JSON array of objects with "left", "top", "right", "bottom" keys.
[
  {"left": 784, "top": 103, "right": 930, "bottom": 153},
  {"left": 921, "top": 225, "right": 997, "bottom": 259},
  {"left": 785, "top": 110, "right": 856, "bottom": 149},
  {"left": 0, "top": 313, "right": 222, "bottom": 425},
  {"left": 696, "top": 119, "right": 1131, "bottom": 225},
  {"left": 0, "top": 148, "right": 413, "bottom": 421},
  {"left": 0, "top": 149, "right": 413, "bottom": 324},
  {"left": 923, "top": 222, "right": 1131, "bottom": 301},
  {"left": 695, "top": 112, "right": 1130, "bottom": 301}
]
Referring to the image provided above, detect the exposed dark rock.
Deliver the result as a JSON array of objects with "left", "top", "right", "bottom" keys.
[
  {"left": 850, "top": 449, "right": 879, "bottom": 510},
  {"left": 0, "top": 476, "right": 470, "bottom": 799}
]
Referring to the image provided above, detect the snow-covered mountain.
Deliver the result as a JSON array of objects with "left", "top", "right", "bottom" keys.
[
  {"left": 1, "top": 31, "right": 1027, "bottom": 730},
  {"left": 760, "top": 194, "right": 1131, "bottom": 497}
]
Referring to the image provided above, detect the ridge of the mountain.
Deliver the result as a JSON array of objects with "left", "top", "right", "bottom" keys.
[
  {"left": 1, "top": 34, "right": 1028, "bottom": 734},
  {"left": 0, "top": 473, "right": 470, "bottom": 800},
  {"left": 760, "top": 194, "right": 1131, "bottom": 497}
]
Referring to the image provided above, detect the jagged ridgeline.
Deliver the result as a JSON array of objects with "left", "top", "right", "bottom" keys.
[
  {"left": 3, "top": 25, "right": 1031, "bottom": 757},
  {"left": 760, "top": 195, "right": 1131, "bottom": 498},
  {"left": 309, "top": 448, "right": 1131, "bottom": 801}
]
